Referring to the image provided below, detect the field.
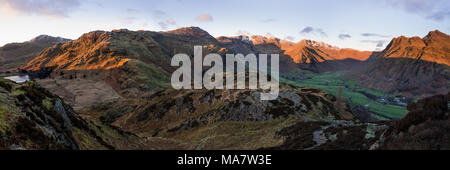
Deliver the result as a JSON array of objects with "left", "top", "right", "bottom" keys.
[{"left": 281, "top": 70, "right": 407, "bottom": 120}]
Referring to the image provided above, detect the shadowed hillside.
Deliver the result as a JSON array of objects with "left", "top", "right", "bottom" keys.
[
  {"left": 0, "top": 35, "right": 69, "bottom": 72},
  {"left": 0, "top": 79, "right": 183, "bottom": 150},
  {"left": 352, "top": 30, "right": 450, "bottom": 98}
]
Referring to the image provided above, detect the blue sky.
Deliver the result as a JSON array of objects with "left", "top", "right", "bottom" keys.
[{"left": 0, "top": 0, "right": 449, "bottom": 51}]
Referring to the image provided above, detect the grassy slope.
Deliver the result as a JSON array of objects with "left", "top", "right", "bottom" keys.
[{"left": 281, "top": 70, "right": 407, "bottom": 119}]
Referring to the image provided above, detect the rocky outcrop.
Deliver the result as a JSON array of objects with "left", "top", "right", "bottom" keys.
[
  {"left": 0, "top": 79, "right": 87, "bottom": 149},
  {"left": 261, "top": 92, "right": 450, "bottom": 150},
  {"left": 379, "top": 92, "right": 449, "bottom": 150},
  {"left": 0, "top": 79, "right": 182, "bottom": 150},
  {"left": 81, "top": 83, "right": 356, "bottom": 149},
  {"left": 262, "top": 121, "right": 388, "bottom": 150}
]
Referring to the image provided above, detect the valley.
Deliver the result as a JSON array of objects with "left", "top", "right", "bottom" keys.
[{"left": 281, "top": 70, "right": 408, "bottom": 120}]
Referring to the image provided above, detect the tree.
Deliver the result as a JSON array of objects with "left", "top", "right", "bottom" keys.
[{"left": 336, "top": 87, "right": 346, "bottom": 114}]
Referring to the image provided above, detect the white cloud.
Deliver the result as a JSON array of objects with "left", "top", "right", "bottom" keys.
[
  {"left": 338, "top": 34, "right": 351, "bottom": 40},
  {"left": 167, "top": 18, "right": 176, "bottom": 25},
  {"left": 361, "top": 33, "right": 391, "bottom": 38},
  {"left": 299, "top": 26, "right": 327, "bottom": 37},
  {"left": 285, "top": 36, "right": 295, "bottom": 41},
  {"left": 158, "top": 22, "right": 168, "bottom": 30},
  {"left": 360, "top": 40, "right": 388, "bottom": 48},
  {"left": 153, "top": 10, "right": 166, "bottom": 19},
  {"left": 196, "top": 14, "right": 213, "bottom": 22}
]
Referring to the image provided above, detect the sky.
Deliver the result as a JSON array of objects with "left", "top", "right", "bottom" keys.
[{"left": 0, "top": 0, "right": 449, "bottom": 51}]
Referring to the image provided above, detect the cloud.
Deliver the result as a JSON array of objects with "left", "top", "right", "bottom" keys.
[
  {"left": 196, "top": 14, "right": 213, "bottom": 22},
  {"left": 167, "top": 18, "right": 177, "bottom": 25},
  {"left": 0, "top": 0, "right": 81, "bottom": 18},
  {"left": 153, "top": 10, "right": 166, "bottom": 19},
  {"left": 158, "top": 21, "right": 168, "bottom": 30},
  {"left": 300, "top": 27, "right": 314, "bottom": 34},
  {"left": 121, "top": 8, "right": 139, "bottom": 25},
  {"left": 158, "top": 19, "right": 178, "bottom": 30},
  {"left": 376, "top": 42, "right": 385, "bottom": 47},
  {"left": 159, "top": 19, "right": 177, "bottom": 30},
  {"left": 285, "top": 36, "right": 295, "bottom": 41},
  {"left": 385, "top": 0, "right": 450, "bottom": 21},
  {"left": 338, "top": 34, "right": 351, "bottom": 40},
  {"left": 428, "top": 10, "right": 450, "bottom": 21},
  {"left": 361, "top": 33, "right": 391, "bottom": 38},
  {"left": 361, "top": 40, "right": 388, "bottom": 48},
  {"left": 151, "top": 9, "right": 177, "bottom": 28},
  {"left": 299, "top": 26, "right": 327, "bottom": 37}
]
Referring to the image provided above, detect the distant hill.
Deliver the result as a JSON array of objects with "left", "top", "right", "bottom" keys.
[
  {"left": 0, "top": 35, "right": 69, "bottom": 72},
  {"left": 282, "top": 39, "right": 372, "bottom": 64},
  {"left": 217, "top": 35, "right": 371, "bottom": 73},
  {"left": 216, "top": 35, "right": 298, "bottom": 72}
]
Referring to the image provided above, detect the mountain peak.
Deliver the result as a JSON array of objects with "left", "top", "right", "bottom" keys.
[
  {"left": 29, "top": 35, "right": 69, "bottom": 44},
  {"left": 250, "top": 35, "right": 281, "bottom": 46},
  {"left": 300, "top": 39, "right": 340, "bottom": 50},
  {"left": 381, "top": 30, "right": 450, "bottom": 66},
  {"left": 216, "top": 35, "right": 252, "bottom": 44},
  {"left": 165, "top": 27, "right": 211, "bottom": 37},
  {"left": 426, "top": 30, "right": 447, "bottom": 37},
  {"left": 390, "top": 35, "right": 424, "bottom": 46},
  {"left": 0, "top": 35, "right": 70, "bottom": 72},
  {"left": 423, "top": 30, "right": 450, "bottom": 44}
]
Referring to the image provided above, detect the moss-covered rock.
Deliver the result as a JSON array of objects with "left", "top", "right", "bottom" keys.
[{"left": 0, "top": 79, "right": 180, "bottom": 150}]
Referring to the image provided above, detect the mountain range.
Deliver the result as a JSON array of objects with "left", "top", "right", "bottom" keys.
[
  {"left": 0, "top": 27, "right": 448, "bottom": 150},
  {"left": 281, "top": 39, "right": 372, "bottom": 64}
]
